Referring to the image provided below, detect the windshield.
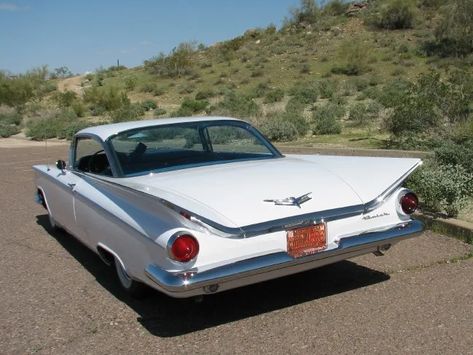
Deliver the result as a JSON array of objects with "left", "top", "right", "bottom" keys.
[{"left": 109, "top": 120, "right": 281, "bottom": 176}]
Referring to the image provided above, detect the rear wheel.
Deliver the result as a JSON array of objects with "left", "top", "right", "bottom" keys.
[{"left": 114, "top": 258, "right": 148, "bottom": 298}]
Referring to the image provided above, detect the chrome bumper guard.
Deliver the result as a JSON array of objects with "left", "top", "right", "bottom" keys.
[{"left": 145, "top": 220, "right": 424, "bottom": 298}]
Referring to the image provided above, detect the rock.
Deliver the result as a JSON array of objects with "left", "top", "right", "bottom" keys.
[{"left": 346, "top": 2, "right": 368, "bottom": 16}]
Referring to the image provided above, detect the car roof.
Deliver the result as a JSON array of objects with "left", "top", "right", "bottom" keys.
[{"left": 76, "top": 116, "right": 244, "bottom": 141}]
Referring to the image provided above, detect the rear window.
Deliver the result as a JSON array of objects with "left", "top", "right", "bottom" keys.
[{"left": 109, "top": 121, "right": 278, "bottom": 176}]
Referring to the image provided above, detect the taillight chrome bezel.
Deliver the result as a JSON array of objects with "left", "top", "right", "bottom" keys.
[
  {"left": 166, "top": 232, "right": 200, "bottom": 263},
  {"left": 397, "top": 189, "right": 419, "bottom": 216}
]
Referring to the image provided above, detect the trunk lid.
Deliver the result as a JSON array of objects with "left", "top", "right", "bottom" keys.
[
  {"left": 118, "top": 156, "right": 371, "bottom": 227},
  {"left": 118, "top": 155, "right": 421, "bottom": 228}
]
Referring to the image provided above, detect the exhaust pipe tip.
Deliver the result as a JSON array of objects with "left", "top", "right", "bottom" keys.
[
  {"left": 373, "top": 244, "right": 391, "bottom": 256},
  {"left": 203, "top": 284, "right": 219, "bottom": 294}
]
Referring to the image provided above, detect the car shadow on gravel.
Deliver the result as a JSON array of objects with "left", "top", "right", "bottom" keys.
[{"left": 37, "top": 214, "right": 390, "bottom": 338}]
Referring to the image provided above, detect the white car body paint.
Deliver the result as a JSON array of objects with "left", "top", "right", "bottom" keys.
[{"left": 33, "top": 117, "right": 424, "bottom": 298}]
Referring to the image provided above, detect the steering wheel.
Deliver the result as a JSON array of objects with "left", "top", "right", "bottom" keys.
[{"left": 87, "top": 149, "right": 105, "bottom": 173}]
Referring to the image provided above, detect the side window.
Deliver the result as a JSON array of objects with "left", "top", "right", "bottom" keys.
[
  {"left": 74, "top": 137, "right": 112, "bottom": 176},
  {"left": 206, "top": 125, "right": 270, "bottom": 154}
]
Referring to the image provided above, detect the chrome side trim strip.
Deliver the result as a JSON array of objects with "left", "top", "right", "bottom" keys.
[{"left": 144, "top": 220, "right": 424, "bottom": 297}]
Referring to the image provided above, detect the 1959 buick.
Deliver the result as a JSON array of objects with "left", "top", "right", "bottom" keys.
[{"left": 33, "top": 117, "right": 424, "bottom": 298}]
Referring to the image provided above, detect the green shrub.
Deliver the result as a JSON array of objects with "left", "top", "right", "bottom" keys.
[
  {"left": 286, "top": 0, "right": 321, "bottom": 26},
  {"left": 286, "top": 97, "right": 307, "bottom": 114},
  {"left": 154, "top": 107, "right": 167, "bottom": 116},
  {"left": 251, "top": 82, "right": 271, "bottom": 98},
  {"left": 349, "top": 101, "right": 382, "bottom": 125},
  {"left": 171, "top": 98, "right": 209, "bottom": 117},
  {"left": 407, "top": 162, "right": 473, "bottom": 217},
  {"left": 56, "top": 120, "right": 91, "bottom": 140},
  {"left": 211, "top": 91, "right": 260, "bottom": 118},
  {"left": 317, "top": 79, "right": 337, "bottom": 99},
  {"left": 139, "top": 82, "right": 157, "bottom": 93},
  {"left": 54, "top": 90, "right": 78, "bottom": 108},
  {"left": 0, "top": 123, "right": 20, "bottom": 137},
  {"left": 434, "top": 139, "right": 473, "bottom": 174},
  {"left": 259, "top": 115, "right": 299, "bottom": 142},
  {"left": 264, "top": 88, "right": 285, "bottom": 103},
  {"left": 152, "top": 86, "right": 166, "bottom": 96},
  {"left": 195, "top": 90, "right": 215, "bottom": 100},
  {"left": 0, "top": 67, "right": 53, "bottom": 107},
  {"left": 90, "top": 105, "right": 107, "bottom": 117},
  {"left": 0, "top": 112, "right": 22, "bottom": 126},
  {"left": 71, "top": 101, "right": 86, "bottom": 117},
  {"left": 26, "top": 118, "right": 58, "bottom": 140},
  {"left": 451, "top": 117, "right": 473, "bottom": 142},
  {"left": 83, "top": 86, "right": 130, "bottom": 112},
  {"left": 124, "top": 77, "right": 137, "bottom": 91},
  {"left": 331, "top": 64, "right": 364, "bottom": 76},
  {"left": 366, "top": 100, "right": 383, "bottom": 117},
  {"left": 26, "top": 109, "right": 88, "bottom": 140},
  {"left": 140, "top": 100, "right": 157, "bottom": 111},
  {"left": 367, "top": 0, "right": 416, "bottom": 30},
  {"left": 424, "top": 0, "right": 473, "bottom": 57},
  {"left": 312, "top": 103, "right": 344, "bottom": 134},
  {"left": 332, "top": 40, "right": 371, "bottom": 76},
  {"left": 289, "top": 82, "right": 318, "bottom": 104},
  {"left": 50, "top": 66, "right": 73, "bottom": 79},
  {"left": 179, "top": 85, "right": 195, "bottom": 94},
  {"left": 385, "top": 71, "right": 473, "bottom": 138},
  {"left": 350, "top": 78, "right": 369, "bottom": 92},
  {"left": 181, "top": 98, "right": 208, "bottom": 113},
  {"left": 376, "top": 79, "right": 411, "bottom": 108},
  {"left": 110, "top": 103, "right": 145, "bottom": 123},
  {"left": 144, "top": 42, "right": 196, "bottom": 77},
  {"left": 385, "top": 93, "right": 440, "bottom": 137},
  {"left": 329, "top": 94, "right": 347, "bottom": 107},
  {"left": 348, "top": 103, "right": 369, "bottom": 125}
]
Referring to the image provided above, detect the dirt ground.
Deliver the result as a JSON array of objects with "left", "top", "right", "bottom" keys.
[
  {"left": 1, "top": 145, "right": 472, "bottom": 354},
  {"left": 56, "top": 75, "right": 84, "bottom": 95}
]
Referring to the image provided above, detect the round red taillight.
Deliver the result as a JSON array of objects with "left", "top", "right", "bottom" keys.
[
  {"left": 169, "top": 234, "right": 199, "bottom": 262},
  {"left": 400, "top": 192, "right": 418, "bottom": 215}
]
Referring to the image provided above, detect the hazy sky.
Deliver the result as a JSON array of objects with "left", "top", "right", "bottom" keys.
[{"left": 0, "top": 0, "right": 301, "bottom": 74}]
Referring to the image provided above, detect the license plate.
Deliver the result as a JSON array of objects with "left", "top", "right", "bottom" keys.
[{"left": 287, "top": 223, "right": 327, "bottom": 258}]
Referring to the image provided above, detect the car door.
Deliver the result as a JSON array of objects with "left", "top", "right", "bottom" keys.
[
  {"left": 70, "top": 135, "right": 115, "bottom": 248},
  {"left": 41, "top": 156, "right": 82, "bottom": 237}
]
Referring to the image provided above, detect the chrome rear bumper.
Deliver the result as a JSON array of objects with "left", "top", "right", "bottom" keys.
[{"left": 145, "top": 219, "right": 424, "bottom": 298}]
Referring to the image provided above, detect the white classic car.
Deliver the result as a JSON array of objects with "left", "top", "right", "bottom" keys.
[{"left": 34, "top": 117, "right": 424, "bottom": 298}]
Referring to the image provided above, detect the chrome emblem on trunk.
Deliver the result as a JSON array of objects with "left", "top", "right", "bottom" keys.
[{"left": 264, "top": 192, "right": 312, "bottom": 208}]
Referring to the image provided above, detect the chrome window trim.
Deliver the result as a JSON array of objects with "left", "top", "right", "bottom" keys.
[
  {"left": 104, "top": 119, "right": 283, "bottom": 177},
  {"left": 72, "top": 133, "right": 122, "bottom": 177}
]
